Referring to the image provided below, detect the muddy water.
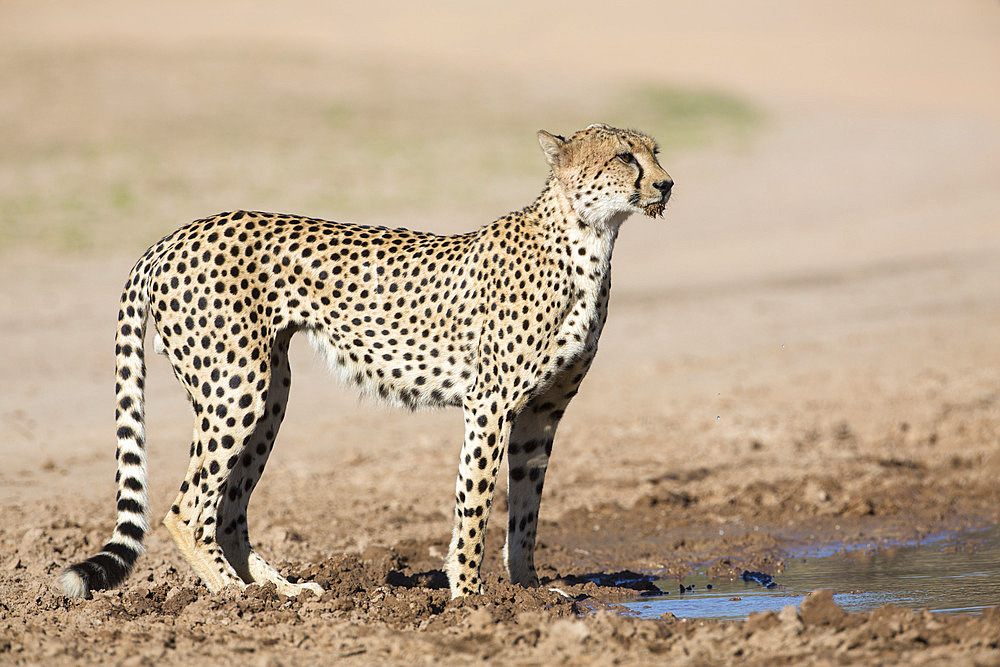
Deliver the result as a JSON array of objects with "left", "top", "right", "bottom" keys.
[{"left": 622, "top": 527, "right": 1000, "bottom": 620}]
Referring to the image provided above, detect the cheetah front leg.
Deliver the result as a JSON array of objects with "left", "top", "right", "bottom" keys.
[
  {"left": 502, "top": 407, "right": 560, "bottom": 588},
  {"left": 445, "top": 394, "right": 512, "bottom": 597},
  {"left": 503, "top": 359, "right": 589, "bottom": 587}
]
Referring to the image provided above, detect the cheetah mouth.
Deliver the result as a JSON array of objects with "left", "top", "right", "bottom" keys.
[
  {"left": 642, "top": 201, "right": 666, "bottom": 218},
  {"left": 631, "top": 192, "right": 669, "bottom": 219},
  {"left": 635, "top": 195, "right": 669, "bottom": 219}
]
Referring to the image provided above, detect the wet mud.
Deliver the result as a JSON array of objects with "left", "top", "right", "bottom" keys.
[
  {"left": 4, "top": 536, "right": 1000, "bottom": 664},
  {"left": 3, "top": 441, "right": 1000, "bottom": 665}
]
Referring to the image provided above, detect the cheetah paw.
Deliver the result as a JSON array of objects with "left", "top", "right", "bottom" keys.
[{"left": 275, "top": 580, "right": 324, "bottom": 597}]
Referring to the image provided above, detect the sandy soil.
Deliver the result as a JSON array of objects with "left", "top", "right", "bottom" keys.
[{"left": 2, "top": 1, "right": 999, "bottom": 664}]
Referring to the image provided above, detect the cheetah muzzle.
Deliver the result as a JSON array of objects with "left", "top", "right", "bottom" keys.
[{"left": 59, "top": 123, "right": 673, "bottom": 600}]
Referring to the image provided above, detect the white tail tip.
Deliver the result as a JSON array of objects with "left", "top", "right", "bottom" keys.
[{"left": 58, "top": 568, "right": 89, "bottom": 599}]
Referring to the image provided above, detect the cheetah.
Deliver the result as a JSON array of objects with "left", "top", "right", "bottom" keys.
[{"left": 59, "top": 123, "right": 673, "bottom": 599}]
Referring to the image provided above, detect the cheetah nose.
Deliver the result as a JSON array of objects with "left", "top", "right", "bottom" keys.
[{"left": 654, "top": 180, "right": 673, "bottom": 196}]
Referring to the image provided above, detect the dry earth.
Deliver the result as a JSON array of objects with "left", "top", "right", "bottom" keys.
[{"left": 1, "top": 1, "right": 999, "bottom": 664}]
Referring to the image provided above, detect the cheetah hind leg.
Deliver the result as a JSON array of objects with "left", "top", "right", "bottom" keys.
[
  {"left": 160, "top": 331, "right": 250, "bottom": 593},
  {"left": 246, "top": 552, "right": 323, "bottom": 597},
  {"left": 214, "top": 333, "right": 323, "bottom": 597},
  {"left": 162, "top": 426, "right": 248, "bottom": 593}
]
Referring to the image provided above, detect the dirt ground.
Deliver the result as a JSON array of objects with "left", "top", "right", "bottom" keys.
[{"left": 2, "top": 1, "right": 999, "bottom": 664}]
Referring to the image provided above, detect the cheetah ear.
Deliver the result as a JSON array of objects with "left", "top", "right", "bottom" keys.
[{"left": 537, "top": 130, "right": 567, "bottom": 168}]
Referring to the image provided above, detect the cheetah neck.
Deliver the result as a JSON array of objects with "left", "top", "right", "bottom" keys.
[
  {"left": 534, "top": 176, "right": 622, "bottom": 265},
  {"left": 518, "top": 176, "right": 619, "bottom": 340},
  {"left": 519, "top": 178, "right": 616, "bottom": 364},
  {"left": 537, "top": 176, "right": 625, "bottom": 231}
]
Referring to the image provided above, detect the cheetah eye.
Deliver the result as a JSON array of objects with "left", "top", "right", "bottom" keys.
[{"left": 616, "top": 152, "right": 635, "bottom": 165}]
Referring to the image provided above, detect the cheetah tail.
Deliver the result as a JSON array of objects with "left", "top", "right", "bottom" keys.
[{"left": 60, "top": 259, "right": 152, "bottom": 599}]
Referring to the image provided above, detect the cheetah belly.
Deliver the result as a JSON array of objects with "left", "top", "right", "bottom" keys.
[{"left": 305, "top": 328, "right": 470, "bottom": 410}]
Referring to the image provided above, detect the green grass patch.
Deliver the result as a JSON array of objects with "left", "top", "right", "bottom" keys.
[{"left": 628, "top": 85, "right": 763, "bottom": 150}]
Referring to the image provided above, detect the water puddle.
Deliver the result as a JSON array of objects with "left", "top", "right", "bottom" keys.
[{"left": 621, "top": 526, "right": 1000, "bottom": 621}]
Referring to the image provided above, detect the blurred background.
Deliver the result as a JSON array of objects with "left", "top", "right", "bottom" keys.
[
  {"left": 3, "top": 1, "right": 996, "bottom": 256},
  {"left": 0, "top": 1, "right": 998, "bottom": 515}
]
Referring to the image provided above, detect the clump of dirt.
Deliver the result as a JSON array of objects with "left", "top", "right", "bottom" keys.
[
  {"left": 300, "top": 546, "right": 582, "bottom": 630},
  {"left": 799, "top": 589, "right": 853, "bottom": 629}
]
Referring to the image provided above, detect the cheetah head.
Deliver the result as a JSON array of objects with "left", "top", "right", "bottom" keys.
[{"left": 537, "top": 123, "right": 673, "bottom": 226}]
